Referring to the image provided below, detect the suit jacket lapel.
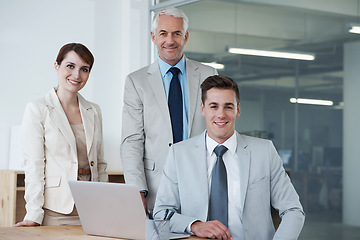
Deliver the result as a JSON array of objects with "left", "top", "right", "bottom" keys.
[
  {"left": 193, "top": 132, "right": 210, "bottom": 212},
  {"left": 148, "top": 61, "right": 172, "bottom": 130},
  {"left": 236, "top": 132, "right": 250, "bottom": 214},
  {"left": 78, "top": 93, "right": 94, "bottom": 156},
  {"left": 185, "top": 58, "right": 201, "bottom": 136},
  {"left": 46, "top": 88, "right": 77, "bottom": 155}
]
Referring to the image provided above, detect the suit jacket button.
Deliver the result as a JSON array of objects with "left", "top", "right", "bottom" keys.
[
  {"left": 168, "top": 143, "right": 172, "bottom": 147},
  {"left": 90, "top": 161, "right": 95, "bottom": 166}
]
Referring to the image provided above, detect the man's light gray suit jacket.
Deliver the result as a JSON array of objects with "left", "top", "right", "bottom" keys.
[
  {"left": 154, "top": 131, "right": 305, "bottom": 240},
  {"left": 121, "top": 58, "right": 217, "bottom": 209}
]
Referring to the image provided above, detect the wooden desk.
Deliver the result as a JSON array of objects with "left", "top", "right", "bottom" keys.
[
  {"left": 0, "top": 225, "right": 202, "bottom": 240},
  {"left": 0, "top": 170, "right": 124, "bottom": 227}
]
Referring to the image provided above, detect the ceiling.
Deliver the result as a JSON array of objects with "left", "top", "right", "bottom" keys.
[{"left": 177, "top": 0, "right": 360, "bottom": 105}]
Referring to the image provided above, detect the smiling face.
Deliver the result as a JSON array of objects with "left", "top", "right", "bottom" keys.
[
  {"left": 201, "top": 88, "right": 240, "bottom": 144},
  {"left": 55, "top": 50, "right": 90, "bottom": 94},
  {"left": 151, "top": 14, "right": 188, "bottom": 66}
]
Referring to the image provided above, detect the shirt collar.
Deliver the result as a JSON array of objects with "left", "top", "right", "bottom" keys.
[
  {"left": 206, "top": 131, "right": 237, "bottom": 156},
  {"left": 158, "top": 55, "right": 186, "bottom": 78}
]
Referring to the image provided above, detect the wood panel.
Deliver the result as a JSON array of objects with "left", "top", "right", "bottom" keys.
[
  {"left": 0, "top": 171, "right": 124, "bottom": 227},
  {"left": 108, "top": 171, "right": 125, "bottom": 183},
  {"left": 0, "top": 170, "right": 18, "bottom": 227}
]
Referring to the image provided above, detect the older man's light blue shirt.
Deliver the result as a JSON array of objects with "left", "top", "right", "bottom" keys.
[{"left": 158, "top": 55, "right": 189, "bottom": 141}]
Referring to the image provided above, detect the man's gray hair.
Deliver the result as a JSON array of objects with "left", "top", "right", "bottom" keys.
[{"left": 151, "top": 7, "right": 189, "bottom": 34}]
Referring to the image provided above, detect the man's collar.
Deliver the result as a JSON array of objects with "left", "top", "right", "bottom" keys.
[
  {"left": 205, "top": 132, "right": 237, "bottom": 156},
  {"left": 158, "top": 55, "right": 186, "bottom": 77}
]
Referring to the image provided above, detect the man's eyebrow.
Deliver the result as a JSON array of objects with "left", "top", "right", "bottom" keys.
[
  {"left": 159, "top": 30, "right": 182, "bottom": 33},
  {"left": 208, "top": 102, "right": 235, "bottom": 106},
  {"left": 208, "top": 102, "right": 218, "bottom": 105},
  {"left": 225, "top": 103, "right": 235, "bottom": 106}
]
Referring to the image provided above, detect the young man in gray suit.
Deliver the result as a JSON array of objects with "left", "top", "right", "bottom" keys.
[
  {"left": 154, "top": 75, "right": 305, "bottom": 239},
  {"left": 121, "top": 7, "right": 217, "bottom": 213}
]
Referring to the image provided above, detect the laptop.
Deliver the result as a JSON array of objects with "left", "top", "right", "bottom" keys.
[{"left": 68, "top": 181, "right": 190, "bottom": 240}]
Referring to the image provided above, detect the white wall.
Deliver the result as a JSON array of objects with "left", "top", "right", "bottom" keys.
[{"left": 0, "top": 0, "right": 149, "bottom": 170}]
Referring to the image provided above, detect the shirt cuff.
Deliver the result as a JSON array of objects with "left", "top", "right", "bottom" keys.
[
  {"left": 140, "top": 190, "right": 148, "bottom": 198},
  {"left": 186, "top": 220, "right": 199, "bottom": 235}
]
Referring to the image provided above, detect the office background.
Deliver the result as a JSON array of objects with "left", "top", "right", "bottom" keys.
[
  {"left": 0, "top": 0, "right": 150, "bottom": 171},
  {"left": 1, "top": 0, "right": 360, "bottom": 238}
]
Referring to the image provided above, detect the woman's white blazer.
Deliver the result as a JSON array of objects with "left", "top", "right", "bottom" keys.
[{"left": 21, "top": 88, "right": 108, "bottom": 224}]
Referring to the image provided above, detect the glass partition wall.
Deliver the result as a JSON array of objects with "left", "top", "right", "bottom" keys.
[
  {"left": 152, "top": 0, "right": 347, "bottom": 226},
  {"left": 231, "top": 58, "right": 343, "bottom": 219}
]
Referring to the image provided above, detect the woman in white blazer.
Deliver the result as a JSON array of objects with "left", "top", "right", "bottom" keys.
[{"left": 15, "top": 43, "right": 108, "bottom": 227}]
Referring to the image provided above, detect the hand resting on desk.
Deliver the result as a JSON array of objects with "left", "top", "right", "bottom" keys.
[
  {"left": 14, "top": 220, "right": 40, "bottom": 227},
  {"left": 191, "top": 220, "right": 233, "bottom": 240}
]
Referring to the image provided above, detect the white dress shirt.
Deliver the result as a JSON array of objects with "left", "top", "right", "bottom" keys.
[
  {"left": 187, "top": 132, "right": 245, "bottom": 239},
  {"left": 206, "top": 132, "right": 245, "bottom": 240}
]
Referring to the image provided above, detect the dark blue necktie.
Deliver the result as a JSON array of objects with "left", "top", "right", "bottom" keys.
[
  {"left": 168, "top": 67, "right": 183, "bottom": 143},
  {"left": 208, "top": 145, "right": 228, "bottom": 227}
]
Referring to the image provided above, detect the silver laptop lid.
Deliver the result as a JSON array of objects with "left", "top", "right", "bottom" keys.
[{"left": 68, "top": 181, "right": 146, "bottom": 240}]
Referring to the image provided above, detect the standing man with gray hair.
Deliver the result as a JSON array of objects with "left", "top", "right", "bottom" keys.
[{"left": 121, "top": 7, "right": 218, "bottom": 213}]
